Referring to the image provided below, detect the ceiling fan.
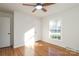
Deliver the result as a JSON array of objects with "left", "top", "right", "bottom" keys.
[{"left": 22, "top": 3, "right": 55, "bottom": 13}]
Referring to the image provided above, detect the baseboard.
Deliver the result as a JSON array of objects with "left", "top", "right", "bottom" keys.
[
  {"left": 0, "top": 46, "right": 11, "bottom": 49},
  {"left": 0, "top": 45, "right": 11, "bottom": 48},
  {"left": 65, "top": 47, "right": 79, "bottom": 53},
  {"left": 14, "top": 40, "right": 41, "bottom": 48},
  {"left": 13, "top": 44, "right": 24, "bottom": 48},
  {"left": 35, "top": 40, "right": 42, "bottom": 42},
  {"left": 40, "top": 40, "right": 79, "bottom": 53},
  {"left": 35, "top": 39, "right": 42, "bottom": 42}
]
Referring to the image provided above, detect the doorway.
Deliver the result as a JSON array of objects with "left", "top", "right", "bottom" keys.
[{"left": 0, "top": 17, "right": 11, "bottom": 48}]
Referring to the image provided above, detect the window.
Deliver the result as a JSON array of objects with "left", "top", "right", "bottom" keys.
[{"left": 49, "top": 20, "right": 61, "bottom": 40}]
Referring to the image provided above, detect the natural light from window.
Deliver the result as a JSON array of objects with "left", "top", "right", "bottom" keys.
[
  {"left": 24, "top": 27, "right": 35, "bottom": 56},
  {"left": 49, "top": 20, "right": 61, "bottom": 40},
  {"left": 24, "top": 28, "right": 35, "bottom": 48}
]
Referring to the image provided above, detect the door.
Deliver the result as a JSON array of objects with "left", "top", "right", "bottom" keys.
[{"left": 0, "top": 17, "right": 10, "bottom": 48}]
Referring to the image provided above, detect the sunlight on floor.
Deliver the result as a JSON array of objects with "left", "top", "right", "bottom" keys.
[
  {"left": 24, "top": 27, "right": 35, "bottom": 47},
  {"left": 35, "top": 43, "right": 43, "bottom": 46},
  {"left": 24, "top": 27, "right": 35, "bottom": 55}
]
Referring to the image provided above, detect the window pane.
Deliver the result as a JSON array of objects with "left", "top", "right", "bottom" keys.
[{"left": 49, "top": 20, "right": 61, "bottom": 40}]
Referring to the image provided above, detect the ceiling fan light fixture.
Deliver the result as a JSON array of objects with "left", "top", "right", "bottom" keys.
[{"left": 35, "top": 5, "right": 42, "bottom": 9}]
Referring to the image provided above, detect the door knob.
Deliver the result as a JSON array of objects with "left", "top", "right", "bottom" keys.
[{"left": 8, "top": 33, "right": 11, "bottom": 35}]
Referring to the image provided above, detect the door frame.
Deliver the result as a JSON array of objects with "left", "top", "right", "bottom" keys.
[{"left": 10, "top": 13, "right": 14, "bottom": 48}]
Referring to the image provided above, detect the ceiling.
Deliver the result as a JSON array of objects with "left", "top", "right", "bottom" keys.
[{"left": 0, "top": 3, "right": 79, "bottom": 18}]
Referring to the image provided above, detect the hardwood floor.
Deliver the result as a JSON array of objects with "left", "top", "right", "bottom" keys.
[
  {"left": 35, "top": 40, "right": 79, "bottom": 56},
  {"left": 0, "top": 40, "right": 79, "bottom": 56}
]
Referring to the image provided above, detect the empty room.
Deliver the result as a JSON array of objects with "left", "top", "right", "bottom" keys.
[{"left": 0, "top": 3, "right": 79, "bottom": 56}]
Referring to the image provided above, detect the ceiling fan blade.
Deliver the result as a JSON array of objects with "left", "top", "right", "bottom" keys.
[
  {"left": 42, "top": 3, "right": 55, "bottom": 6},
  {"left": 23, "top": 3, "right": 36, "bottom": 6},
  {"left": 32, "top": 8, "right": 37, "bottom": 13},
  {"left": 42, "top": 8, "right": 47, "bottom": 12}
]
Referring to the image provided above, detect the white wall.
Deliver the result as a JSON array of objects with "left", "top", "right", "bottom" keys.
[
  {"left": 42, "top": 7, "right": 79, "bottom": 51},
  {"left": 0, "top": 12, "right": 10, "bottom": 17},
  {"left": 14, "top": 11, "right": 41, "bottom": 48}
]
